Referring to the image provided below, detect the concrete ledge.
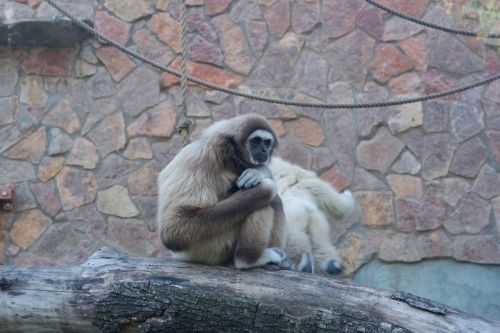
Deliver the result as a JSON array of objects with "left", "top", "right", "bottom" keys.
[
  {"left": 0, "top": 18, "right": 90, "bottom": 47},
  {"left": 0, "top": 0, "right": 93, "bottom": 47}
]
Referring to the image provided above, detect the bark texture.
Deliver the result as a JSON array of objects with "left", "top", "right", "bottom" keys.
[{"left": 0, "top": 247, "right": 498, "bottom": 333}]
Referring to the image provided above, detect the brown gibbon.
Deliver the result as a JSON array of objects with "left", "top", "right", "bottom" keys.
[{"left": 157, "top": 114, "right": 287, "bottom": 269}]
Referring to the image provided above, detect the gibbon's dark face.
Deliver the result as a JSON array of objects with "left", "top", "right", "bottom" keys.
[{"left": 245, "top": 129, "right": 274, "bottom": 166}]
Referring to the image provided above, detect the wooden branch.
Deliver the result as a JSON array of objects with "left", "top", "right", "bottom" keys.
[{"left": 0, "top": 247, "right": 498, "bottom": 333}]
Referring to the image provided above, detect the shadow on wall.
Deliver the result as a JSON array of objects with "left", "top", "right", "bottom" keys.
[{"left": 352, "top": 259, "right": 500, "bottom": 321}]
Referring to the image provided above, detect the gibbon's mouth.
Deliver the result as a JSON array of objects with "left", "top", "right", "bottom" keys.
[{"left": 251, "top": 154, "right": 269, "bottom": 165}]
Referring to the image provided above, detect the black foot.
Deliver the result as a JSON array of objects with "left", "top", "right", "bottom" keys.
[{"left": 325, "top": 260, "right": 342, "bottom": 275}]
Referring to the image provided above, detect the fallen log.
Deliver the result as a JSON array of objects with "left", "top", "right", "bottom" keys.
[{"left": 0, "top": 247, "right": 498, "bottom": 333}]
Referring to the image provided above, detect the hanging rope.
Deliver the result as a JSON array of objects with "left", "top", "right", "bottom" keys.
[
  {"left": 364, "top": 0, "right": 500, "bottom": 39},
  {"left": 43, "top": 0, "right": 500, "bottom": 109},
  {"left": 176, "top": 0, "right": 193, "bottom": 144}
]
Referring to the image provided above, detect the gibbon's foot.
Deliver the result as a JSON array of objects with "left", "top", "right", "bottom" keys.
[
  {"left": 234, "top": 247, "right": 286, "bottom": 269},
  {"left": 297, "top": 253, "right": 314, "bottom": 273},
  {"left": 322, "top": 259, "right": 343, "bottom": 275}
]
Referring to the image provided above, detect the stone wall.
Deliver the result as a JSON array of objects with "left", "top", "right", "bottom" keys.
[{"left": 0, "top": 0, "right": 499, "bottom": 275}]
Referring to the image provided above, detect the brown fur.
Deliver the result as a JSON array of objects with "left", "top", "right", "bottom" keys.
[{"left": 157, "top": 114, "right": 286, "bottom": 267}]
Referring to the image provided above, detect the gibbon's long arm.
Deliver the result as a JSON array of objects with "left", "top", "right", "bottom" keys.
[{"left": 162, "top": 181, "right": 275, "bottom": 251}]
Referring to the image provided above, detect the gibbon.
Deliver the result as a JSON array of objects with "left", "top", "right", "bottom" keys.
[
  {"left": 268, "top": 157, "right": 355, "bottom": 274},
  {"left": 157, "top": 114, "right": 287, "bottom": 269}
]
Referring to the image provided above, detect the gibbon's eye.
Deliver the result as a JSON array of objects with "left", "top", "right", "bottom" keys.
[
  {"left": 263, "top": 139, "right": 272, "bottom": 147},
  {"left": 250, "top": 137, "right": 262, "bottom": 145}
]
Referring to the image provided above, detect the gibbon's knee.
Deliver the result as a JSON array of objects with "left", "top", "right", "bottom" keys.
[
  {"left": 234, "top": 207, "right": 275, "bottom": 267},
  {"left": 269, "top": 196, "right": 286, "bottom": 249}
]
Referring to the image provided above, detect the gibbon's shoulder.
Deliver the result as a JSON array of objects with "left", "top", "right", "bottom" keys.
[{"left": 269, "top": 157, "right": 317, "bottom": 181}]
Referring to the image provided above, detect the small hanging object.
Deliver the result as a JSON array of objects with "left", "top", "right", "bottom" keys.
[
  {"left": 176, "top": 117, "right": 193, "bottom": 145},
  {"left": 0, "top": 184, "right": 14, "bottom": 210}
]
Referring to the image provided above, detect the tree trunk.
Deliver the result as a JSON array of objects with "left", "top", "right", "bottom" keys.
[{"left": 0, "top": 247, "right": 498, "bottom": 333}]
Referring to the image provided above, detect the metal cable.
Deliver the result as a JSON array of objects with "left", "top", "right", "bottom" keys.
[
  {"left": 364, "top": 0, "right": 500, "bottom": 39},
  {"left": 44, "top": 0, "right": 500, "bottom": 109}
]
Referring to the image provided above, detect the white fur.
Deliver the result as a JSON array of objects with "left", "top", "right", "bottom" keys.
[
  {"left": 268, "top": 157, "right": 355, "bottom": 274},
  {"left": 234, "top": 248, "right": 284, "bottom": 269}
]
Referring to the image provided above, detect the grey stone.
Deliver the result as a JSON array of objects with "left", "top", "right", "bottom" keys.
[
  {"left": 450, "top": 103, "right": 484, "bottom": 143},
  {"left": 423, "top": 100, "right": 450, "bottom": 133},
  {"left": 325, "top": 30, "right": 375, "bottom": 85},
  {"left": 355, "top": 108, "right": 385, "bottom": 138},
  {"left": 422, "top": 133, "right": 456, "bottom": 180},
  {"left": 356, "top": 127, "right": 404, "bottom": 173},
  {"left": 56, "top": 204, "right": 103, "bottom": 223},
  {"left": 186, "top": 92, "right": 211, "bottom": 117},
  {"left": 91, "top": 71, "right": 116, "bottom": 99},
  {"left": 429, "top": 34, "right": 485, "bottom": 75},
  {"left": 291, "top": 51, "right": 328, "bottom": 100},
  {"left": 48, "top": 128, "right": 73, "bottom": 156},
  {"left": 472, "top": 164, "right": 500, "bottom": 199},
  {"left": 0, "top": 54, "right": 19, "bottom": 97},
  {"left": 249, "top": 33, "right": 303, "bottom": 87},
  {"left": 87, "top": 113, "right": 126, "bottom": 157},
  {"left": 450, "top": 137, "right": 488, "bottom": 178},
  {"left": 484, "top": 81, "right": 500, "bottom": 104},
  {"left": 325, "top": 110, "right": 357, "bottom": 179},
  {"left": 0, "top": 160, "right": 35, "bottom": 184},
  {"left": 426, "top": 177, "right": 470, "bottom": 207},
  {"left": 391, "top": 151, "right": 421, "bottom": 175},
  {"left": 446, "top": 193, "right": 491, "bottom": 235},
  {"left": 118, "top": 66, "right": 160, "bottom": 117}
]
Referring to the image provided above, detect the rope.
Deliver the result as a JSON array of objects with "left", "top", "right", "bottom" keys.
[
  {"left": 176, "top": 0, "right": 193, "bottom": 144},
  {"left": 364, "top": 0, "right": 500, "bottom": 39},
  {"left": 43, "top": 0, "right": 500, "bottom": 109}
]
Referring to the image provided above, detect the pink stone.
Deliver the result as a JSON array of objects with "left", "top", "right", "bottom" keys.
[
  {"left": 320, "top": 165, "right": 351, "bottom": 192},
  {"left": 127, "top": 101, "right": 177, "bottom": 138},
  {"left": 321, "top": 0, "right": 364, "bottom": 38},
  {"left": 66, "top": 138, "right": 99, "bottom": 170},
  {"left": 453, "top": 235, "right": 500, "bottom": 264},
  {"left": 205, "top": 0, "right": 231, "bottom": 16},
  {"left": 95, "top": 9, "right": 130, "bottom": 46},
  {"left": 356, "top": 127, "right": 404, "bottom": 173},
  {"left": 370, "top": 44, "right": 414, "bottom": 83},
  {"left": 96, "top": 47, "right": 135, "bottom": 82},
  {"left": 20, "top": 48, "right": 73, "bottom": 77},
  {"left": 356, "top": 191, "right": 394, "bottom": 226},
  {"left": 56, "top": 167, "right": 97, "bottom": 211},
  {"left": 357, "top": 8, "right": 383, "bottom": 40},
  {"left": 284, "top": 117, "right": 324, "bottom": 147},
  {"left": 31, "top": 182, "right": 61, "bottom": 217},
  {"left": 379, "top": 233, "right": 421, "bottom": 262},
  {"left": 128, "top": 161, "right": 160, "bottom": 196},
  {"left": 291, "top": 0, "right": 319, "bottom": 34},
  {"left": 147, "top": 13, "right": 181, "bottom": 53},
  {"left": 264, "top": 0, "right": 289, "bottom": 37}
]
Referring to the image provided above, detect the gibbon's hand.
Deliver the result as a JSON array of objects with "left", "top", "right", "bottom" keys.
[{"left": 236, "top": 168, "right": 263, "bottom": 189}]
